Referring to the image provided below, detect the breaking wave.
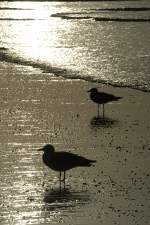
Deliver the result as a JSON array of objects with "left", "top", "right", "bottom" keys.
[
  {"left": 51, "top": 12, "right": 150, "bottom": 22},
  {"left": 51, "top": 9, "right": 150, "bottom": 22},
  {"left": 0, "top": 7, "right": 33, "bottom": 10},
  {"left": 95, "top": 17, "right": 150, "bottom": 22},
  {"left": 91, "top": 7, "right": 150, "bottom": 11},
  {"left": 0, "top": 18, "right": 39, "bottom": 21}
]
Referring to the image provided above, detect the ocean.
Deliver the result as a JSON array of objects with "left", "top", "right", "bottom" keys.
[{"left": 0, "top": 0, "right": 150, "bottom": 92}]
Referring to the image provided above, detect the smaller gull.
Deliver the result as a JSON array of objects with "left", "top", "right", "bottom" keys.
[{"left": 88, "top": 88, "right": 122, "bottom": 118}]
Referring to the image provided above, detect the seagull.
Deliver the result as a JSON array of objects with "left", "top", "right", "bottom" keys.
[
  {"left": 88, "top": 88, "right": 122, "bottom": 118},
  {"left": 39, "top": 144, "right": 96, "bottom": 185}
]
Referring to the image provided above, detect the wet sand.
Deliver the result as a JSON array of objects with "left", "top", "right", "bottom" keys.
[{"left": 0, "top": 62, "right": 149, "bottom": 225}]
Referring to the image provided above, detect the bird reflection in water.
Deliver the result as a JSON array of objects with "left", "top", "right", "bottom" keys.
[
  {"left": 43, "top": 187, "right": 90, "bottom": 212},
  {"left": 90, "top": 116, "right": 119, "bottom": 129}
]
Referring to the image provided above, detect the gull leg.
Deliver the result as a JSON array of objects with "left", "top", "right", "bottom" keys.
[
  {"left": 63, "top": 171, "right": 66, "bottom": 190},
  {"left": 59, "top": 171, "right": 65, "bottom": 182},
  {"left": 63, "top": 171, "right": 66, "bottom": 183},
  {"left": 59, "top": 171, "right": 62, "bottom": 181},
  {"left": 103, "top": 104, "right": 105, "bottom": 118},
  {"left": 59, "top": 171, "right": 62, "bottom": 192},
  {"left": 98, "top": 104, "right": 100, "bottom": 117}
]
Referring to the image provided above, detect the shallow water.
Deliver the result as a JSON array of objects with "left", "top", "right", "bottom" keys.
[{"left": 0, "top": 0, "right": 150, "bottom": 91}]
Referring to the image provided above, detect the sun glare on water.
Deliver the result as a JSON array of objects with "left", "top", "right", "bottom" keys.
[{"left": 5, "top": 2, "right": 72, "bottom": 66}]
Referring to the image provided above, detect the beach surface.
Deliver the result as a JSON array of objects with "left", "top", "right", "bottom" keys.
[{"left": 0, "top": 62, "right": 149, "bottom": 225}]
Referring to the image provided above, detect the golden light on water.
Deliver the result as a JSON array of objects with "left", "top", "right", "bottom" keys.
[
  {"left": 2, "top": 1, "right": 73, "bottom": 67},
  {"left": 1, "top": 0, "right": 150, "bottom": 224}
]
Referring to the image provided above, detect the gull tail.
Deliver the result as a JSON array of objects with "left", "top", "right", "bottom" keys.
[
  {"left": 87, "top": 159, "right": 97, "bottom": 167},
  {"left": 114, "top": 96, "right": 122, "bottom": 101}
]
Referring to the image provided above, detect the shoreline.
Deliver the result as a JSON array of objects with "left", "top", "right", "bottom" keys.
[
  {"left": 0, "top": 50, "right": 150, "bottom": 93},
  {"left": 0, "top": 61, "right": 149, "bottom": 225}
]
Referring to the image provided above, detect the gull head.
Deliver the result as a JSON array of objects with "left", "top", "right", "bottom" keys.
[
  {"left": 38, "top": 144, "right": 55, "bottom": 153},
  {"left": 87, "top": 88, "right": 98, "bottom": 93}
]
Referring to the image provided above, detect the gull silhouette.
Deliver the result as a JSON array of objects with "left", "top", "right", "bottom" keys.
[
  {"left": 39, "top": 144, "right": 96, "bottom": 185},
  {"left": 88, "top": 88, "right": 122, "bottom": 118}
]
